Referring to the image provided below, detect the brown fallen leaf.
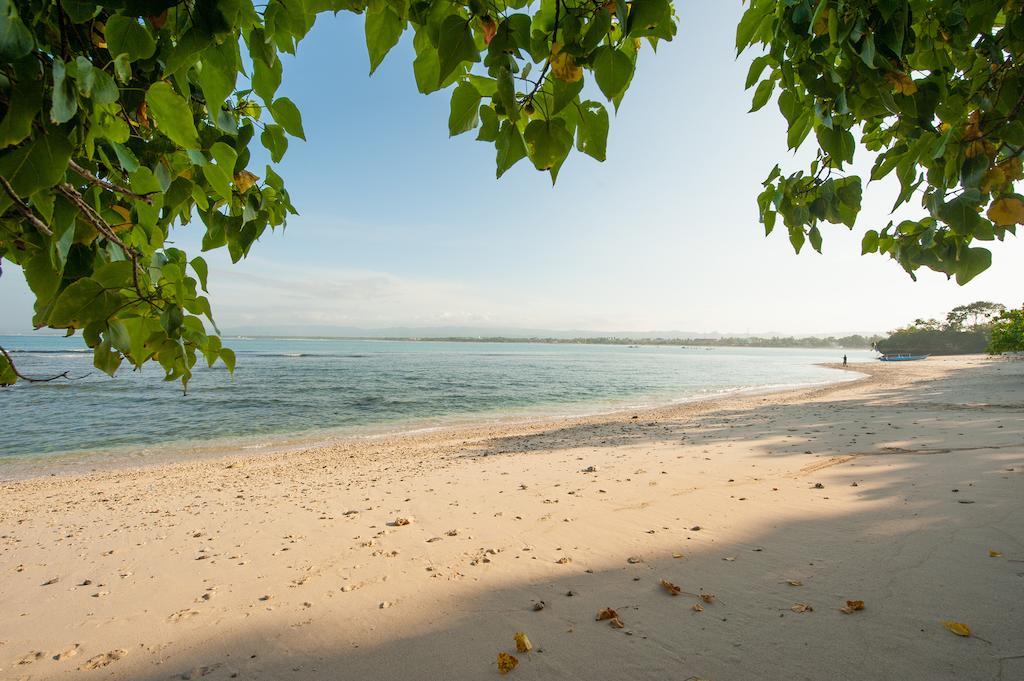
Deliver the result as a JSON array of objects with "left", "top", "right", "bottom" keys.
[
  {"left": 596, "top": 608, "right": 619, "bottom": 621},
  {"left": 791, "top": 603, "right": 813, "bottom": 613},
  {"left": 391, "top": 517, "right": 411, "bottom": 526},
  {"left": 942, "top": 620, "right": 971, "bottom": 637},
  {"left": 786, "top": 579, "right": 803, "bottom": 587},
  {"left": 692, "top": 602, "right": 704, "bottom": 612},
  {"left": 672, "top": 552, "right": 685, "bottom": 559},
  {"left": 514, "top": 632, "right": 532, "bottom": 653},
  {"left": 989, "top": 549, "right": 1002, "bottom": 558},
  {"left": 839, "top": 599, "right": 865, "bottom": 614},
  {"left": 722, "top": 556, "right": 736, "bottom": 562},
  {"left": 700, "top": 593, "right": 716, "bottom": 604},
  {"left": 497, "top": 652, "right": 519, "bottom": 674},
  {"left": 609, "top": 617, "right": 625, "bottom": 629},
  {"left": 660, "top": 579, "right": 682, "bottom": 596}
]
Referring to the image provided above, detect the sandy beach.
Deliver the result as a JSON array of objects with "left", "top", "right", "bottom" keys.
[{"left": 1, "top": 355, "right": 1021, "bottom": 680}]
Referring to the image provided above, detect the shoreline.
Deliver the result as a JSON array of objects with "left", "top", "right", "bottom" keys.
[
  {"left": 2, "top": 354, "right": 1020, "bottom": 681},
  {"left": 1, "top": 363, "right": 869, "bottom": 486},
  {"left": 0, "top": 363, "right": 868, "bottom": 484}
]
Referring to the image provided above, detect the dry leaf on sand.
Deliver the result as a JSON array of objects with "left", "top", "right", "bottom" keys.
[
  {"left": 692, "top": 602, "right": 704, "bottom": 612},
  {"left": 943, "top": 620, "right": 971, "bottom": 637},
  {"left": 839, "top": 600, "right": 865, "bottom": 614},
  {"left": 596, "top": 608, "right": 619, "bottom": 621},
  {"left": 989, "top": 550, "right": 1002, "bottom": 558},
  {"left": 786, "top": 580, "right": 803, "bottom": 587},
  {"left": 497, "top": 652, "right": 519, "bottom": 674},
  {"left": 700, "top": 593, "right": 716, "bottom": 604},
  {"left": 609, "top": 617, "right": 625, "bottom": 629},
  {"left": 791, "top": 603, "right": 813, "bottom": 613},
  {"left": 514, "top": 632, "right": 532, "bottom": 653},
  {"left": 660, "top": 579, "right": 682, "bottom": 596}
]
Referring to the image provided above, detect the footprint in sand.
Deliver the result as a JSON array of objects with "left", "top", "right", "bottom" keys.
[
  {"left": 53, "top": 644, "right": 80, "bottom": 661},
  {"left": 168, "top": 608, "right": 200, "bottom": 623},
  {"left": 17, "top": 651, "right": 44, "bottom": 665},
  {"left": 79, "top": 650, "right": 126, "bottom": 670}
]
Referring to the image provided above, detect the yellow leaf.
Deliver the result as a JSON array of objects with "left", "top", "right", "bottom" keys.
[
  {"left": 660, "top": 579, "right": 682, "bottom": 596},
  {"left": 497, "top": 652, "right": 519, "bottom": 674},
  {"left": 513, "top": 632, "right": 532, "bottom": 653},
  {"left": 989, "top": 549, "right": 1002, "bottom": 558},
  {"left": 943, "top": 620, "right": 971, "bottom": 637},
  {"left": 786, "top": 579, "right": 803, "bottom": 587},
  {"left": 549, "top": 44, "right": 582, "bottom": 83},
  {"left": 234, "top": 170, "right": 260, "bottom": 194},
  {"left": 987, "top": 197, "right": 1024, "bottom": 225}
]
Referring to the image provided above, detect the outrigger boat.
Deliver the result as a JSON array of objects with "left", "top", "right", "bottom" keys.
[{"left": 877, "top": 353, "right": 930, "bottom": 362}]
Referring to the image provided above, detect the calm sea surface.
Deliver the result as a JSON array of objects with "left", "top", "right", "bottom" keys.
[{"left": 0, "top": 335, "right": 871, "bottom": 477}]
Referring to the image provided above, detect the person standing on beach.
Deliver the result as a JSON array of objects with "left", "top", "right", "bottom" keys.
[{"left": 843, "top": 354, "right": 848, "bottom": 366}]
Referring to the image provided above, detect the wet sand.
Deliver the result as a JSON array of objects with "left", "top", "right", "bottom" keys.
[{"left": 1, "top": 355, "right": 1021, "bottom": 680}]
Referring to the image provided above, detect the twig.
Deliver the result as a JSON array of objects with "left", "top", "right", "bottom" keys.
[
  {"left": 0, "top": 345, "right": 83, "bottom": 383},
  {"left": 68, "top": 160, "right": 155, "bottom": 204},
  {"left": 55, "top": 182, "right": 132, "bottom": 254},
  {"left": 0, "top": 176, "right": 54, "bottom": 236}
]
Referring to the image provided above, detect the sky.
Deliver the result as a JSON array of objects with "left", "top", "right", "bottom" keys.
[{"left": 1, "top": 2, "right": 1021, "bottom": 336}]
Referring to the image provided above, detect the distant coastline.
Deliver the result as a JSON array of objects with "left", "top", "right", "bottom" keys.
[{"left": 227, "top": 334, "right": 883, "bottom": 350}]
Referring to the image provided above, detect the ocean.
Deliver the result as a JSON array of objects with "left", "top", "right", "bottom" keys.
[{"left": 0, "top": 335, "right": 871, "bottom": 477}]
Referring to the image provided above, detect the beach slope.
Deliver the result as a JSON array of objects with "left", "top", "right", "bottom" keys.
[{"left": 1, "top": 356, "right": 1021, "bottom": 680}]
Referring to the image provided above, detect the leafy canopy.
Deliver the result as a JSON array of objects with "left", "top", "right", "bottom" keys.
[
  {"left": 0, "top": 0, "right": 677, "bottom": 388},
  {"left": 987, "top": 304, "right": 1024, "bottom": 352},
  {"left": 739, "top": 0, "right": 1022, "bottom": 284}
]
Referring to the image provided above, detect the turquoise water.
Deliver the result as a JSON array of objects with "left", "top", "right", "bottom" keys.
[{"left": 0, "top": 335, "right": 870, "bottom": 477}]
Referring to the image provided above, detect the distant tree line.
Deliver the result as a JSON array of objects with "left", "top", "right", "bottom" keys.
[
  {"left": 875, "top": 301, "right": 1012, "bottom": 355},
  {"left": 387, "top": 335, "right": 882, "bottom": 349}
]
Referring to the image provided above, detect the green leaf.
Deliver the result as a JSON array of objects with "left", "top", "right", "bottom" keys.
[
  {"left": 271, "top": 97, "right": 305, "bottom": 139},
  {"left": 219, "top": 347, "right": 237, "bottom": 372},
  {"left": 0, "top": 132, "right": 73, "bottom": 199},
  {"left": 437, "top": 15, "right": 479, "bottom": 86},
  {"left": 50, "top": 60, "right": 78, "bottom": 124},
  {"left": 104, "top": 14, "right": 157, "bottom": 63},
  {"left": 495, "top": 120, "right": 526, "bottom": 178},
  {"left": 477, "top": 105, "right": 499, "bottom": 142},
  {"left": 146, "top": 82, "right": 200, "bottom": 150},
  {"left": 448, "top": 81, "right": 481, "bottom": 137},
  {"left": 552, "top": 76, "right": 584, "bottom": 117},
  {"left": 749, "top": 78, "right": 774, "bottom": 112},
  {"left": 0, "top": 352, "right": 16, "bottom": 385},
  {"left": 48, "top": 278, "right": 118, "bottom": 328},
  {"left": 0, "top": 59, "right": 42, "bottom": 147},
  {"left": 253, "top": 52, "right": 283, "bottom": 102},
  {"left": 524, "top": 118, "right": 573, "bottom": 171},
  {"left": 576, "top": 102, "right": 609, "bottom": 162},
  {"left": 197, "top": 40, "right": 239, "bottom": 111},
  {"left": 861, "top": 230, "right": 879, "bottom": 254},
  {"left": 366, "top": 3, "right": 405, "bottom": 74},
  {"left": 190, "top": 257, "right": 210, "bottom": 293},
  {"left": 0, "top": 0, "right": 34, "bottom": 59},
  {"left": 954, "top": 247, "right": 991, "bottom": 285},
  {"left": 592, "top": 46, "right": 634, "bottom": 102},
  {"left": 261, "top": 123, "right": 289, "bottom": 162}
]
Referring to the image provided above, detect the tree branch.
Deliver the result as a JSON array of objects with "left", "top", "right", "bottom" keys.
[
  {"left": 0, "top": 176, "right": 54, "bottom": 236},
  {"left": 0, "top": 345, "right": 81, "bottom": 383},
  {"left": 68, "top": 160, "right": 156, "bottom": 204}
]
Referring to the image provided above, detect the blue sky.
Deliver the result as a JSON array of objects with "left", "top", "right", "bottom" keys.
[{"left": 1, "top": 2, "right": 1021, "bottom": 335}]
